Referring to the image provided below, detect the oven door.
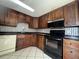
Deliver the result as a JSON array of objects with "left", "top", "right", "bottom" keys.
[{"left": 44, "top": 39, "right": 62, "bottom": 59}]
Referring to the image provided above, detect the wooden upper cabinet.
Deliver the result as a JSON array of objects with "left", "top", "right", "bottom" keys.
[
  {"left": 25, "top": 15, "right": 32, "bottom": 24},
  {"left": 32, "top": 17, "right": 39, "bottom": 28},
  {"left": 48, "top": 11, "right": 54, "bottom": 21},
  {"left": 54, "top": 7, "right": 64, "bottom": 20},
  {"left": 39, "top": 14, "right": 48, "bottom": 28},
  {"left": 5, "top": 9, "right": 18, "bottom": 26},
  {"left": 0, "top": 6, "right": 7, "bottom": 25},
  {"left": 18, "top": 13, "right": 26, "bottom": 23},
  {"left": 29, "top": 17, "right": 39, "bottom": 29},
  {"left": 64, "top": 1, "right": 79, "bottom": 27},
  {"left": 0, "top": 5, "right": 18, "bottom": 26},
  {"left": 48, "top": 7, "right": 64, "bottom": 21}
]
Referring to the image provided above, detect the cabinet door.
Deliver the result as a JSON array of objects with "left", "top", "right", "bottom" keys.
[
  {"left": 29, "top": 17, "right": 39, "bottom": 28},
  {"left": 16, "top": 34, "right": 25, "bottom": 50},
  {"left": 48, "top": 7, "right": 63, "bottom": 21},
  {"left": 18, "top": 13, "right": 26, "bottom": 23},
  {"left": 5, "top": 9, "right": 18, "bottom": 26},
  {"left": 39, "top": 14, "right": 48, "bottom": 28},
  {"left": 48, "top": 11, "right": 54, "bottom": 21},
  {"left": 54, "top": 7, "right": 64, "bottom": 20},
  {"left": 64, "top": 1, "right": 77, "bottom": 26},
  {"left": 25, "top": 15, "right": 32, "bottom": 24},
  {"left": 0, "top": 6, "right": 7, "bottom": 25},
  {"left": 38, "top": 35, "right": 45, "bottom": 50},
  {"left": 63, "top": 47, "right": 79, "bottom": 59},
  {"left": 31, "top": 34, "right": 37, "bottom": 46},
  {"left": 32, "top": 17, "right": 39, "bottom": 28},
  {"left": 16, "top": 38, "right": 24, "bottom": 50},
  {"left": 23, "top": 38, "right": 31, "bottom": 48},
  {"left": 24, "top": 34, "right": 32, "bottom": 46},
  {"left": 64, "top": 39, "right": 79, "bottom": 50},
  {"left": 29, "top": 18, "right": 33, "bottom": 28}
]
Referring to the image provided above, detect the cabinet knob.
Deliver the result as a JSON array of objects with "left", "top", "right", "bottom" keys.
[
  {"left": 70, "top": 51, "right": 73, "bottom": 53},
  {"left": 70, "top": 43, "right": 72, "bottom": 45}
]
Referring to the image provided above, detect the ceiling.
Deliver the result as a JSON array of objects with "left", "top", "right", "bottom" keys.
[{"left": 0, "top": 0, "right": 75, "bottom": 17}]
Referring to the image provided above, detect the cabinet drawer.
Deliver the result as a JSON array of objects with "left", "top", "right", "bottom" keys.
[
  {"left": 64, "top": 39, "right": 79, "bottom": 49},
  {"left": 63, "top": 47, "right": 79, "bottom": 59},
  {"left": 64, "top": 39, "right": 71, "bottom": 46}
]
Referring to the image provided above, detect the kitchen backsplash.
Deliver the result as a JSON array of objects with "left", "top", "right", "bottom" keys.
[
  {"left": 65, "top": 27, "right": 79, "bottom": 36},
  {"left": 0, "top": 23, "right": 37, "bottom": 32}
]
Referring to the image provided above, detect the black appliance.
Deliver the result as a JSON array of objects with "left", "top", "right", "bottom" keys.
[
  {"left": 48, "top": 20, "right": 64, "bottom": 28},
  {"left": 50, "top": 30, "right": 65, "bottom": 39},
  {"left": 44, "top": 30, "right": 65, "bottom": 59}
]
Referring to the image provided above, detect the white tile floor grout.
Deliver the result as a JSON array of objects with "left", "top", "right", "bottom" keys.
[{"left": 0, "top": 46, "right": 52, "bottom": 59}]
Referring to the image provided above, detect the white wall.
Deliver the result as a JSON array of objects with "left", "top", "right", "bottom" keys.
[
  {"left": 0, "top": 23, "right": 37, "bottom": 32},
  {"left": 0, "top": 35, "right": 16, "bottom": 56}
]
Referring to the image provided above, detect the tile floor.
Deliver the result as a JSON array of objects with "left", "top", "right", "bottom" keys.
[{"left": 0, "top": 46, "right": 52, "bottom": 59}]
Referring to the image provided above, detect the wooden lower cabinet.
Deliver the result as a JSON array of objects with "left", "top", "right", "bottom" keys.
[
  {"left": 64, "top": 39, "right": 79, "bottom": 50},
  {"left": 31, "top": 34, "right": 37, "bottom": 46},
  {"left": 16, "top": 34, "right": 37, "bottom": 50},
  {"left": 63, "top": 47, "right": 79, "bottom": 59},
  {"left": 37, "top": 35, "right": 45, "bottom": 50},
  {"left": 16, "top": 38, "right": 24, "bottom": 50},
  {"left": 63, "top": 39, "right": 79, "bottom": 59},
  {"left": 16, "top": 34, "right": 45, "bottom": 51}
]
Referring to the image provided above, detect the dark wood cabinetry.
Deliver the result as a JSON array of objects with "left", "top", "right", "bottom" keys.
[
  {"left": 48, "top": 7, "right": 64, "bottom": 21},
  {"left": 0, "top": 6, "right": 7, "bottom": 25},
  {"left": 1, "top": 1, "right": 79, "bottom": 27},
  {"left": 29, "top": 17, "right": 39, "bottom": 28},
  {"left": 54, "top": 7, "right": 64, "bottom": 20},
  {"left": 63, "top": 39, "right": 79, "bottom": 59},
  {"left": 31, "top": 34, "right": 37, "bottom": 46},
  {"left": 0, "top": 6, "right": 18, "bottom": 26},
  {"left": 25, "top": 15, "right": 32, "bottom": 24},
  {"left": 16, "top": 34, "right": 37, "bottom": 50},
  {"left": 30, "top": 15, "right": 48, "bottom": 29},
  {"left": 48, "top": 11, "right": 54, "bottom": 21},
  {"left": 64, "top": 1, "right": 79, "bottom": 27},
  {"left": 16, "top": 34, "right": 45, "bottom": 51},
  {"left": 39, "top": 14, "right": 48, "bottom": 28},
  {"left": 63, "top": 46, "right": 79, "bottom": 59},
  {"left": 5, "top": 9, "right": 18, "bottom": 26},
  {"left": 37, "top": 35, "right": 45, "bottom": 50},
  {"left": 18, "top": 13, "right": 26, "bottom": 23},
  {"left": 16, "top": 34, "right": 25, "bottom": 50}
]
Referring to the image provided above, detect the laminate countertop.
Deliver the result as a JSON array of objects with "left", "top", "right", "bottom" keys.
[{"left": 0, "top": 32, "right": 48, "bottom": 36}]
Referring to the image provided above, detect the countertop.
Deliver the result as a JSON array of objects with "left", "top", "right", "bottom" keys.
[
  {"left": 64, "top": 35, "right": 79, "bottom": 40},
  {"left": 0, "top": 32, "right": 48, "bottom": 36}
]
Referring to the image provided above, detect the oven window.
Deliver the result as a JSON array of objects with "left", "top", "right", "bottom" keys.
[{"left": 46, "top": 40, "right": 58, "bottom": 49}]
